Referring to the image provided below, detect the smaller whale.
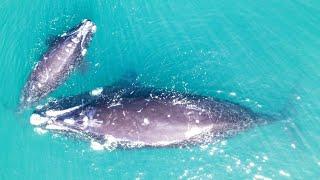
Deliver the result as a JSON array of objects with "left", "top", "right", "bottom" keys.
[
  {"left": 29, "top": 78, "right": 270, "bottom": 149},
  {"left": 20, "top": 19, "right": 96, "bottom": 109}
]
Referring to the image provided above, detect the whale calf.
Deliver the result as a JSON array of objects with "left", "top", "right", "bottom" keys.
[
  {"left": 29, "top": 82, "right": 268, "bottom": 148},
  {"left": 20, "top": 19, "right": 96, "bottom": 108}
]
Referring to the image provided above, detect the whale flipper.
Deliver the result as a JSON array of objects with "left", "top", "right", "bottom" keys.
[
  {"left": 45, "top": 35, "right": 66, "bottom": 47},
  {"left": 78, "top": 59, "right": 90, "bottom": 75},
  {"left": 112, "top": 71, "right": 140, "bottom": 87}
]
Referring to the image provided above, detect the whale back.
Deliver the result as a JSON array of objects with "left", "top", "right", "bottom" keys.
[{"left": 30, "top": 85, "right": 260, "bottom": 147}]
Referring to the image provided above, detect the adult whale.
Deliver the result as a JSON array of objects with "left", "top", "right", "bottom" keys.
[
  {"left": 20, "top": 19, "right": 96, "bottom": 109},
  {"left": 29, "top": 79, "right": 270, "bottom": 149}
]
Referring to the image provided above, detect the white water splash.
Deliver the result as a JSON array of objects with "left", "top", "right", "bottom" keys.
[
  {"left": 34, "top": 127, "right": 48, "bottom": 135},
  {"left": 90, "top": 87, "right": 103, "bottom": 96},
  {"left": 90, "top": 141, "right": 104, "bottom": 151},
  {"left": 229, "top": 92, "right": 237, "bottom": 96},
  {"left": 279, "top": 170, "right": 290, "bottom": 177},
  {"left": 254, "top": 174, "right": 272, "bottom": 180}
]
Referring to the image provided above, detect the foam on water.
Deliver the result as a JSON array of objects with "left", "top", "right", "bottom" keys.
[
  {"left": 34, "top": 127, "right": 48, "bottom": 135},
  {"left": 279, "top": 170, "right": 290, "bottom": 177},
  {"left": 90, "top": 87, "right": 103, "bottom": 96}
]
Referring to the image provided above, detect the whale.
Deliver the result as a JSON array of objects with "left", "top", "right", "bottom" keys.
[
  {"left": 20, "top": 19, "right": 96, "bottom": 109},
  {"left": 29, "top": 78, "right": 269, "bottom": 149}
]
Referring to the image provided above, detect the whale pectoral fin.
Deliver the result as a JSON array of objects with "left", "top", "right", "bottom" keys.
[
  {"left": 78, "top": 59, "right": 90, "bottom": 75},
  {"left": 112, "top": 71, "right": 140, "bottom": 87}
]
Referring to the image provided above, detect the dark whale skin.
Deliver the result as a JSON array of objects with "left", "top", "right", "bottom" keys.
[
  {"left": 20, "top": 19, "right": 96, "bottom": 108},
  {"left": 30, "top": 85, "right": 266, "bottom": 147}
]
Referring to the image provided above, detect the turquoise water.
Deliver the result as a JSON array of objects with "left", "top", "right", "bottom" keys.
[{"left": 1, "top": 0, "right": 320, "bottom": 179}]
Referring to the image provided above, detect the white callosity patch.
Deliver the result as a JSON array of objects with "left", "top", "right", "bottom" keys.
[
  {"left": 82, "top": 116, "right": 89, "bottom": 128},
  {"left": 45, "top": 105, "right": 82, "bottom": 117},
  {"left": 76, "top": 20, "right": 96, "bottom": 49},
  {"left": 90, "top": 87, "right": 103, "bottom": 96},
  {"left": 91, "top": 25, "right": 97, "bottom": 33},
  {"left": 81, "top": 49, "right": 87, "bottom": 56},
  {"left": 71, "top": 37, "right": 80, "bottom": 44},
  {"left": 30, "top": 114, "right": 49, "bottom": 126},
  {"left": 141, "top": 118, "right": 150, "bottom": 126},
  {"left": 64, "top": 118, "right": 75, "bottom": 125},
  {"left": 83, "top": 20, "right": 94, "bottom": 31}
]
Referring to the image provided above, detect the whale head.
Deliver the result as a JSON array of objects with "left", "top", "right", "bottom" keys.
[
  {"left": 30, "top": 104, "right": 102, "bottom": 140},
  {"left": 63, "top": 19, "right": 97, "bottom": 49}
]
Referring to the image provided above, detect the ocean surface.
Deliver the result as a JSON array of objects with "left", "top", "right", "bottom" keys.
[{"left": 1, "top": 0, "right": 320, "bottom": 179}]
